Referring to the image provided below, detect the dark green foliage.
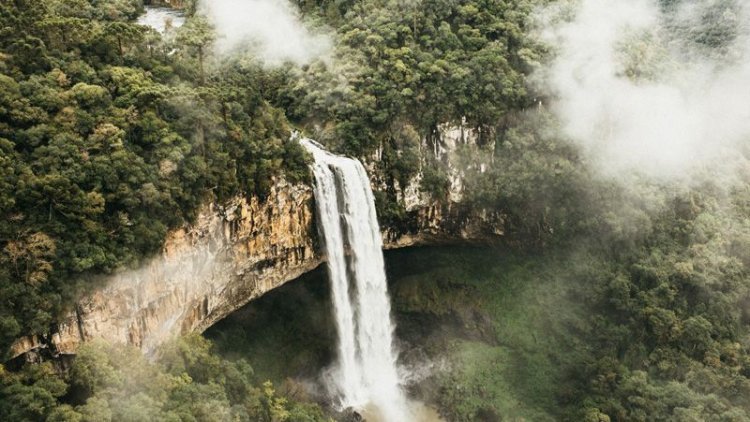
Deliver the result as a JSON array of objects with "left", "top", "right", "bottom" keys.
[
  {"left": 561, "top": 184, "right": 750, "bottom": 421},
  {"left": 386, "top": 247, "right": 583, "bottom": 421},
  {"left": 0, "top": 336, "right": 329, "bottom": 421},
  {"left": 279, "top": 0, "right": 542, "bottom": 163},
  {"left": 659, "top": 0, "right": 741, "bottom": 55},
  {"left": 0, "top": 363, "right": 69, "bottom": 421},
  {"left": 463, "top": 110, "right": 592, "bottom": 243},
  {"left": 419, "top": 156, "right": 450, "bottom": 200}
]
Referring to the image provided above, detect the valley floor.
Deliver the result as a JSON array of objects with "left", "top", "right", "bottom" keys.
[{"left": 205, "top": 246, "right": 580, "bottom": 421}]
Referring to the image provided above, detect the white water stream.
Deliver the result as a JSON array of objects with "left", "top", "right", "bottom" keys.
[
  {"left": 137, "top": 6, "right": 185, "bottom": 34},
  {"left": 301, "top": 139, "right": 409, "bottom": 421}
]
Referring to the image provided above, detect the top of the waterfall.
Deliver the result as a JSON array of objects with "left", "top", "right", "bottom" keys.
[
  {"left": 298, "top": 137, "right": 326, "bottom": 149},
  {"left": 298, "top": 137, "right": 323, "bottom": 149},
  {"left": 299, "top": 138, "right": 346, "bottom": 163}
]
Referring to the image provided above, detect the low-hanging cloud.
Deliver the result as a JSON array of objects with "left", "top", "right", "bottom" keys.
[
  {"left": 538, "top": 0, "right": 750, "bottom": 182},
  {"left": 200, "top": 0, "right": 332, "bottom": 65}
]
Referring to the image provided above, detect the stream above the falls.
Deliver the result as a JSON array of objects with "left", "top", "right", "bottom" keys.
[{"left": 137, "top": 5, "right": 185, "bottom": 34}]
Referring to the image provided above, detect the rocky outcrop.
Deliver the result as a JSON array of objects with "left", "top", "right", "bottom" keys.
[
  {"left": 378, "top": 122, "right": 506, "bottom": 247},
  {"left": 9, "top": 130, "right": 505, "bottom": 363},
  {"left": 11, "top": 180, "right": 319, "bottom": 361}
]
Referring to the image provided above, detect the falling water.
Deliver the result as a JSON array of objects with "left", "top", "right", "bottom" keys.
[{"left": 301, "top": 139, "right": 409, "bottom": 421}]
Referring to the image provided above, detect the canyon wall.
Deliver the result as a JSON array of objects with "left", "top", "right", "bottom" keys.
[{"left": 10, "top": 130, "right": 505, "bottom": 363}]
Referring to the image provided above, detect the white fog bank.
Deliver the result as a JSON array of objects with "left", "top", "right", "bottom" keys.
[
  {"left": 200, "top": 0, "right": 332, "bottom": 65},
  {"left": 538, "top": 0, "right": 750, "bottom": 182}
]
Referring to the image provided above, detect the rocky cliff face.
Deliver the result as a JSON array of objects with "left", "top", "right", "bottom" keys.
[
  {"left": 11, "top": 180, "right": 319, "bottom": 361},
  {"left": 379, "top": 122, "right": 507, "bottom": 247},
  {"left": 10, "top": 131, "right": 505, "bottom": 363}
]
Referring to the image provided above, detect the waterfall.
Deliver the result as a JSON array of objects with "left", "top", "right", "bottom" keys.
[{"left": 301, "top": 139, "right": 409, "bottom": 421}]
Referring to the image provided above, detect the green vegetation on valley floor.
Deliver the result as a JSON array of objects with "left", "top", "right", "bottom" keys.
[{"left": 1, "top": 334, "right": 331, "bottom": 421}]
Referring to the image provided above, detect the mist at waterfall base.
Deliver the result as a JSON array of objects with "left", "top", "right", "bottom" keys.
[
  {"left": 537, "top": 0, "right": 750, "bottom": 184},
  {"left": 301, "top": 139, "right": 436, "bottom": 421}
]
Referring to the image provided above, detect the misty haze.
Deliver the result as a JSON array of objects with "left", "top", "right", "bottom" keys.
[{"left": 2, "top": 0, "right": 750, "bottom": 421}]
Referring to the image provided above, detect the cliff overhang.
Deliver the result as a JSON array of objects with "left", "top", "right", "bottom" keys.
[{"left": 9, "top": 128, "right": 505, "bottom": 363}]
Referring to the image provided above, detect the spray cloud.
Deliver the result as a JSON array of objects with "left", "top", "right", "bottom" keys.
[
  {"left": 200, "top": 0, "right": 332, "bottom": 65},
  {"left": 539, "top": 0, "right": 750, "bottom": 182}
]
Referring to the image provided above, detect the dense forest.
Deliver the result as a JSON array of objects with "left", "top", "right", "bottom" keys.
[
  {"left": 0, "top": 0, "right": 310, "bottom": 353},
  {"left": 3, "top": 0, "right": 750, "bottom": 421}
]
